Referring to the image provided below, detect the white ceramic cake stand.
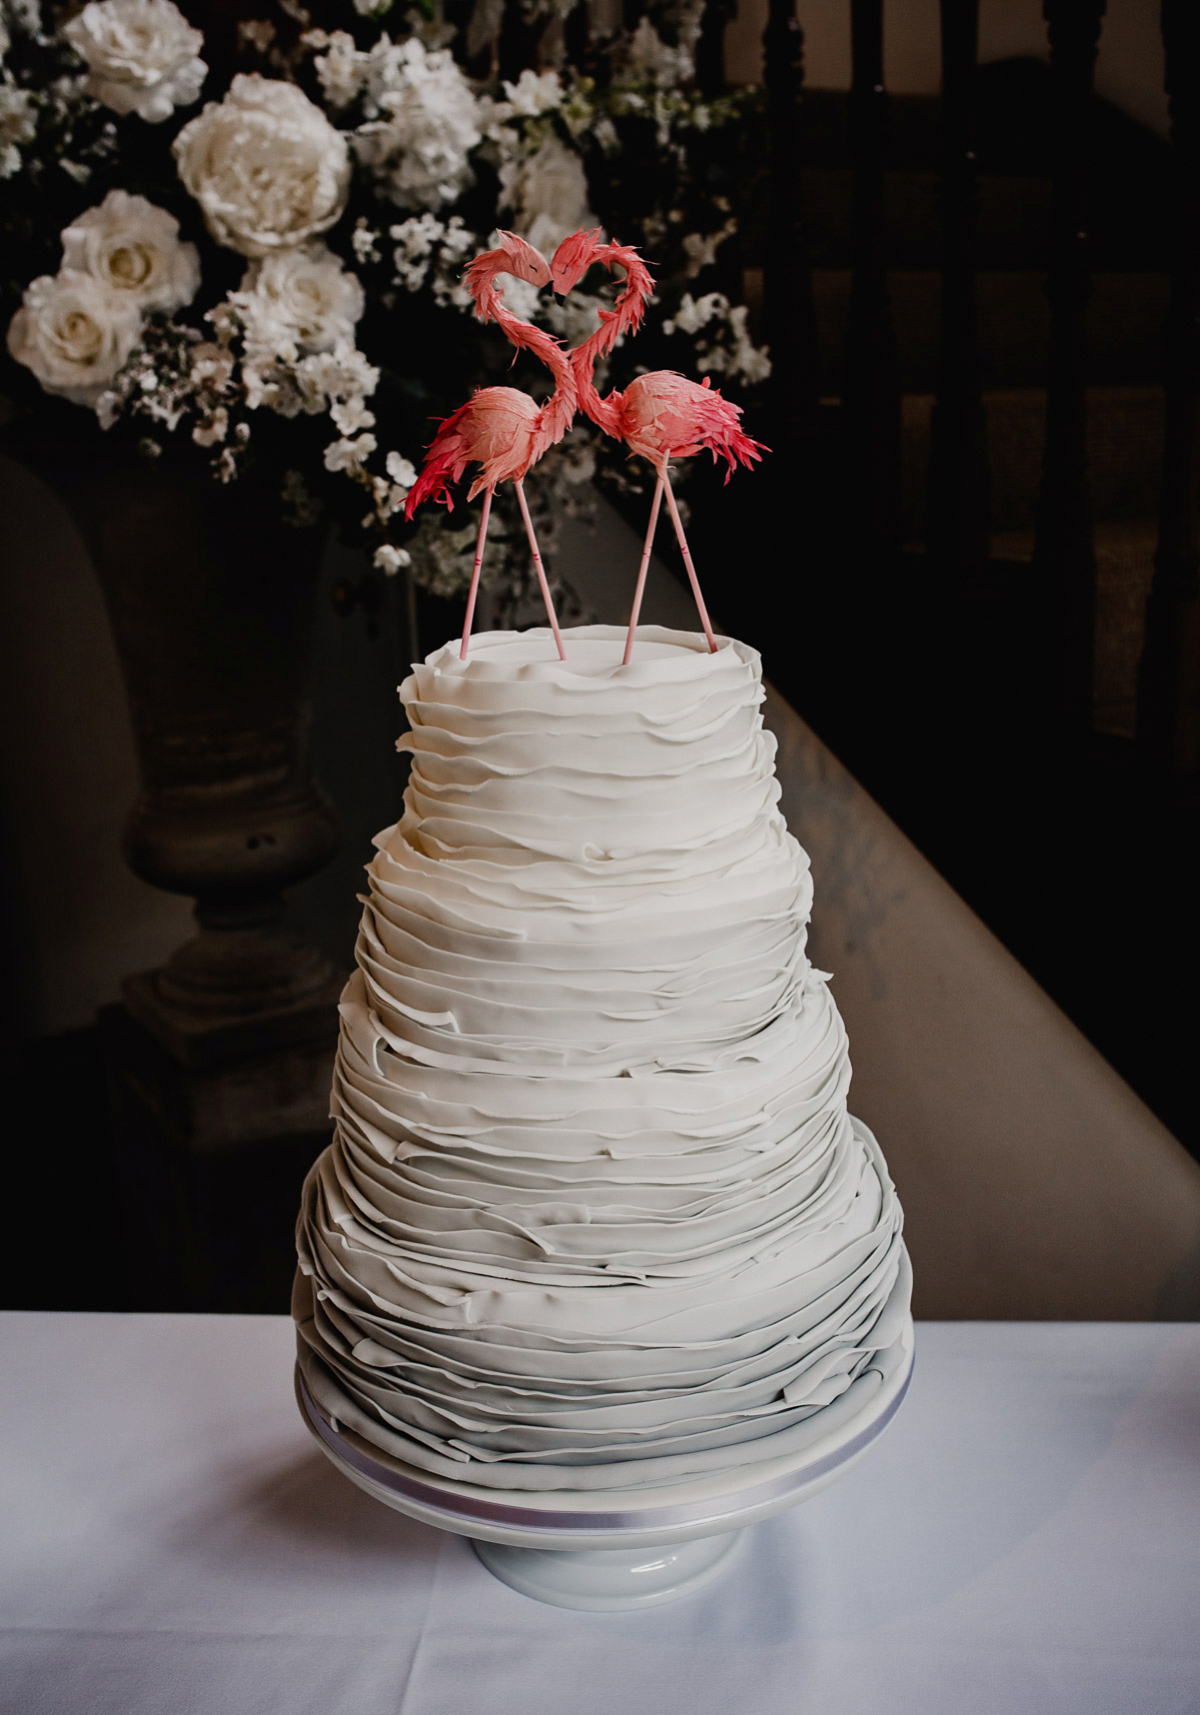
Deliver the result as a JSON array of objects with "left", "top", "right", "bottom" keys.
[{"left": 296, "top": 1320, "right": 913, "bottom": 1612}]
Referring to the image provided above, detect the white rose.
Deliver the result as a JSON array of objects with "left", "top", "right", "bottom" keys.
[
  {"left": 7, "top": 270, "right": 142, "bottom": 405},
  {"left": 64, "top": 0, "right": 206, "bottom": 124},
  {"left": 61, "top": 190, "right": 200, "bottom": 312},
  {"left": 234, "top": 241, "right": 364, "bottom": 358},
  {"left": 353, "top": 38, "right": 480, "bottom": 211},
  {"left": 173, "top": 74, "right": 350, "bottom": 258},
  {"left": 498, "top": 136, "right": 593, "bottom": 258}
]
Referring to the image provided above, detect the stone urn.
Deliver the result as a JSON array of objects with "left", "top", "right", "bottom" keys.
[{"left": 12, "top": 426, "right": 342, "bottom": 1069}]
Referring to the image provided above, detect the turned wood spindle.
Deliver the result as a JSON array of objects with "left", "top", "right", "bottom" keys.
[
  {"left": 621, "top": 0, "right": 647, "bottom": 35},
  {"left": 563, "top": 0, "right": 590, "bottom": 69},
  {"left": 845, "top": 0, "right": 902, "bottom": 566},
  {"left": 694, "top": 0, "right": 734, "bottom": 98},
  {"left": 762, "top": 0, "right": 820, "bottom": 466},
  {"left": 926, "top": 0, "right": 990, "bottom": 584},
  {"left": 1031, "top": 0, "right": 1106, "bottom": 743},
  {"left": 1137, "top": 0, "right": 1200, "bottom": 787}
]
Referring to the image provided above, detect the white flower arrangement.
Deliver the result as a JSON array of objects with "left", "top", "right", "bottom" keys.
[
  {"left": 350, "top": 38, "right": 482, "bottom": 210},
  {"left": 1, "top": 0, "right": 770, "bottom": 616}
]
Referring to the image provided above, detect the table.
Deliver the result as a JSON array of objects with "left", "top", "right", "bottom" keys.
[{"left": 2, "top": 1314, "right": 1198, "bottom": 1714}]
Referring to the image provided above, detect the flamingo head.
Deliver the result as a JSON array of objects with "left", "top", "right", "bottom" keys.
[
  {"left": 491, "top": 230, "right": 552, "bottom": 288},
  {"left": 550, "top": 228, "right": 603, "bottom": 296}
]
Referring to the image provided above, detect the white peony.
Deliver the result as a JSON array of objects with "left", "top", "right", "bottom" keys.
[
  {"left": 353, "top": 38, "right": 480, "bottom": 210},
  {"left": 498, "top": 135, "right": 593, "bottom": 258},
  {"left": 7, "top": 270, "right": 142, "bottom": 405},
  {"left": 233, "top": 241, "right": 364, "bottom": 358},
  {"left": 64, "top": 0, "right": 206, "bottom": 123},
  {"left": 61, "top": 190, "right": 200, "bottom": 312},
  {"left": 173, "top": 74, "right": 350, "bottom": 258}
]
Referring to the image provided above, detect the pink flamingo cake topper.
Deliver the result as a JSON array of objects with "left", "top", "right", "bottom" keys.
[
  {"left": 404, "top": 232, "right": 575, "bottom": 662},
  {"left": 551, "top": 230, "right": 768, "bottom": 665}
]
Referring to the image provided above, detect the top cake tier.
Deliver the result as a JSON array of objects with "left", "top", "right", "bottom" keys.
[
  {"left": 371, "top": 626, "right": 812, "bottom": 1071},
  {"left": 396, "top": 625, "right": 788, "bottom": 875}
]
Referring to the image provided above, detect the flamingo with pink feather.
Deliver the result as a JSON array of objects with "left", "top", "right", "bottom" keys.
[
  {"left": 405, "top": 227, "right": 768, "bottom": 664},
  {"left": 404, "top": 231, "right": 574, "bottom": 662},
  {"left": 551, "top": 229, "right": 768, "bottom": 664}
]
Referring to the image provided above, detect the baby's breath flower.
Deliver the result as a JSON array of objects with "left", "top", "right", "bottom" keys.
[
  {"left": 374, "top": 543, "right": 410, "bottom": 574},
  {"left": 324, "top": 432, "right": 376, "bottom": 472}
]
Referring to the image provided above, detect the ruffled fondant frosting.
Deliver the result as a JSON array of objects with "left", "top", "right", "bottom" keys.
[{"left": 295, "top": 625, "right": 909, "bottom": 1491}]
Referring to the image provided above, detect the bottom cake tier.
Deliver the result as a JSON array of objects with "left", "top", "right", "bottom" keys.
[{"left": 295, "top": 1118, "right": 911, "bottom": 1494}]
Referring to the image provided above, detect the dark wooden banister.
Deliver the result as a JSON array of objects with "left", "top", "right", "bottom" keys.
[
  {"left": 926, "top": 0, "right": 990, "bottom": 585},
  {"left": 762, "top": 0, "right": 819, "bottom": 467},
  {"left": 845, "top": 0, "right": 902, "bottom": 566},
  {"left": 1137, "top": 0, "right": 1200, "bottom": 787},
  {"left": 563, "top": 1, "right": 590, "bottom": 70},
  {"left": 695, "top": 0, "right": 734, "bottom": 98},
  {"left": 1031, "top": 1, "right": 1106, "bottom": 743}
]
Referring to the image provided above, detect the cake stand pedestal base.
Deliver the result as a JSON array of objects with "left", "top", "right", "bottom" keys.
[{"left": 472, "top": 1530, "right": 744, "bottom": 1612}]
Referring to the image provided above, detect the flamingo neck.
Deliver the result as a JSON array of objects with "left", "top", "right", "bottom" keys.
[
  {"left": 571, "top": 239, "right": 652, "bottom": 440},
  {"left": 572, "top": 346, "right": 624, "bottom": 438},
  {"left": 471, "top": 264, "right": 577, "bottom": 449}
]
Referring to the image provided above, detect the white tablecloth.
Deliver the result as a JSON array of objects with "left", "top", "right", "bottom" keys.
[{"left": 2, "top": 1314, "right": 1198, "bottom": 1715}]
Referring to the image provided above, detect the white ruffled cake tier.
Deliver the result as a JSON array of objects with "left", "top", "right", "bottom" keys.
[{"left": 294, "top": 626, "right": 910, "bottom": 1491}]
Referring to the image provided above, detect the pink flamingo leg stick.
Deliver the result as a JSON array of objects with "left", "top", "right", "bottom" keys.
[
  {"left": 460, "top": 486, "right": 494, "bottom": 661},
  {"left": 514, "top": 478, "right": 567, "bottom": 661},
  {"left": 660, "top": 472, "right": 717, "bottom": 653},
  {"left": 623, "top": 470, "right": 665, "bottom": 666}
]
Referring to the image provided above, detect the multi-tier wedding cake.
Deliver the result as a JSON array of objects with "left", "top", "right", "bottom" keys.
[{"left": 294, "top": 623, "right": 910, "bottom": 1493}]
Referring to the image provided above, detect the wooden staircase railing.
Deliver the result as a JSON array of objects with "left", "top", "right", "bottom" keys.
[
  {"left": 926, "top": 0, "right": 990, "bottom": 587},
  {"left": 552, "top": 0, "right": 1195, "bottom": 795},
  {"left": 1138, "top": 0, "right": 1200, "bottom": 789},
  {"left": 843, "top": 0, "right": 902, "bottom": 569},
  {"left": 1031, "top": 0, "right": 1106, "bottom": 746}
]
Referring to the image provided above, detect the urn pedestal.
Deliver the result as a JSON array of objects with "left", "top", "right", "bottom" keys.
[
  {"left": 43, "top": 442, "right": 343, "bottom": 1060},
  {"left": 13, "top": 429, "right": 345, "bottom": 1305}
]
